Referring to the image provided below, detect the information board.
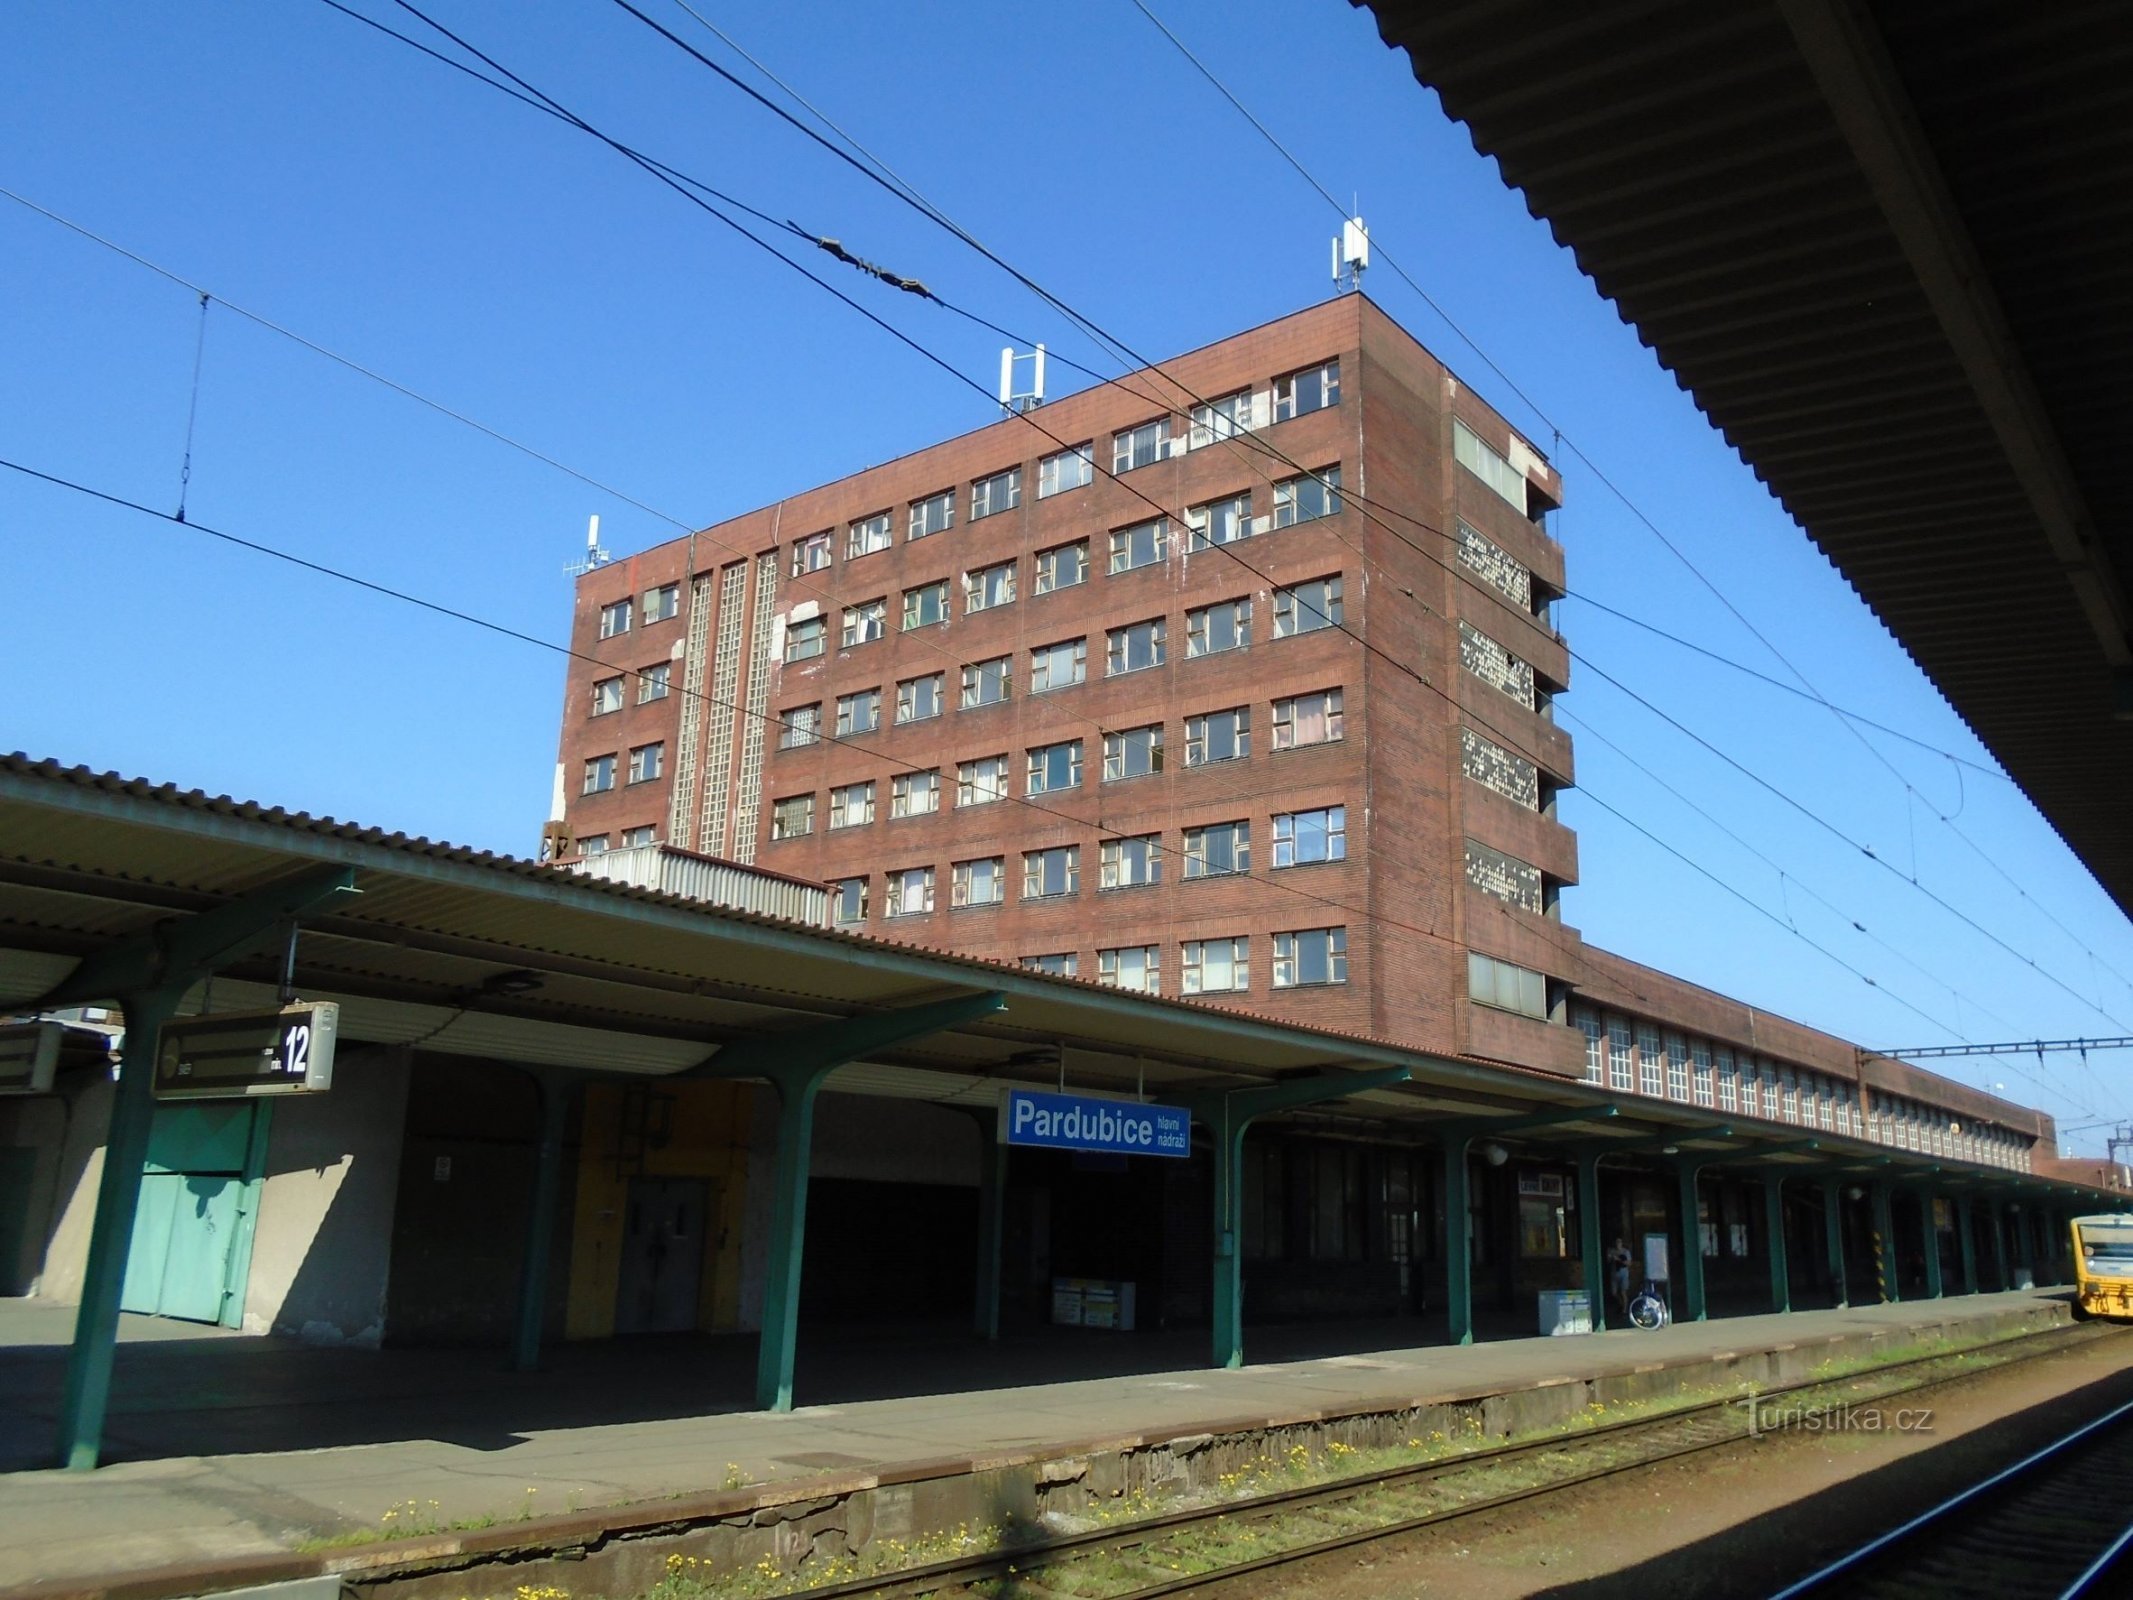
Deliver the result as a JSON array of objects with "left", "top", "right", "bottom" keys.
[
  {"left": 1000, "top": 1088, "right": 1190, "bottom": 1159},
  {"left": 0, "top": 1022, "right": 61, "bottom": 1095},
  {"left": 154, "top": 1002, "right": 339, "bottom": 1100}
]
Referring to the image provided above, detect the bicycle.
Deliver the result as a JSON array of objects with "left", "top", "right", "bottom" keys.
[{"left": 1627, "top": 1278, "right": 1671, "bottom": 1330}]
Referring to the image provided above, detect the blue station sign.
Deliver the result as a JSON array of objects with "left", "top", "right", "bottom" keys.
[{"left": 1001, "top": 1088, "right": 1191, "bottom": 1159}]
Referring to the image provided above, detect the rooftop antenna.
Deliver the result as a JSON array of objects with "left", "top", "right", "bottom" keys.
[
  {"left": 1331, "top": 214, "right": 1369, "bottom": 296},
  {"left": 1000, "top": 344, "right": 1046, "bottom": 414},
  {"left": 564, "top": 514, "right": 612, "bottom": 578}
]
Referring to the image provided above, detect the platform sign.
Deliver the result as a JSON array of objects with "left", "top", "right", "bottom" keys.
[
  {"left": 153, "top": 1002, "right": 339, "bottom": 1101},
  {"left": 1000, "top": 1088, "right": 1190, "bottom": 1159},
  {"left": 0, "top": 1022, "right": 62, "bottom": 1095}
]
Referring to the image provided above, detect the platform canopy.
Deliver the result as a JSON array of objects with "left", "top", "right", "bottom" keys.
[{"left": 1358, "top": 0, "right": 2133, "bottom": 914}]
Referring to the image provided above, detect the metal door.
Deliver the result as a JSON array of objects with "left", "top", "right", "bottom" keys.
[
  {"left": 120, "top": 1102, "right": 256, "bottom": 1324},
  {"left": 614, "top": 1176, "right": 710, "bottom": 1333}
]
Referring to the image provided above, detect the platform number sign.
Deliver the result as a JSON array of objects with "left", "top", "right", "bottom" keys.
[{"left": 153, "top": 1002, "right": 339, "bottom": 1100}]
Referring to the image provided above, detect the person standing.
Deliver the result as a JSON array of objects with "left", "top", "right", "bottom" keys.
[{"left": 1607, "top": 1236, "right": 1633, "bottom": 1318}]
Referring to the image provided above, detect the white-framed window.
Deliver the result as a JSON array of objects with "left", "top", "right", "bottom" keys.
[
  {"left": 891, "top": 769, "right": 940, "bottom": 817},
  {"left": 1692, "top": 1040, "right": 1715, "bottom": 1107},
  {"left": 1665, "top": 1033, "right": 1690, "bottom": 1101},
  {"left": 771, "top": 793, "right": 814, "bottom": 839},
  {"left": 966, "top": 561, "right": 1016, "bottom": 613},
  {"left": 1607, "top": 1017, "right": 1634, "bottom": 1092},
  {"left": 884, "top": 866, "right": 934, "bottom": 917},
  {"left": 847, "top": 512, "right": 893, "bottom": 559},
  {"left": 1469, "top": 952, "right": 1545, "bottom": 1019},
  {"left": 785, "top": 616, "right": 827, "bottom": 662},
  {"left": 591, "top": 676, "right": 624, "bottom": 716},
  {"left": 1113, "top": 417, "right": 1171, "bottom": 474},
  {"left": 842, "top": 598, "right": 887, "bottom": 647},
  {"left": 1739, "top": 1060, "right": 1761, "bottom": 1119},
  {"left": 1034, "top": 539, "right": 1089, "bottom": 594},
  {"left": 582, "top": 753, "right": 617, "bottom": 794},
  {"left": 1187, "top": 597, "right": 1251, "bottom": 657},
  {"left": 958, "top": 754, "right": 1009, "bottom": 807},
  {"left": 791, "top": 529, "right": 832, "bottom": 576},
  {"left": 1273, "top": 467, "right": 1342, "bottom": 528},
  {"left": 579, "top": 833, "right": 610, "bottom": 857},
  {"left": 1274, "top": 927, "right": 1347, "bottom": 988},
  {"left": 1187, "top": 492, "right": 1254, "bottom": 550},
  {"left": 1030, "top": 637, "right": 1087, "bottom": 693},
  {"left": 836, "top": 688, "right": 881, "bottom": 736},
  {"left": 1185, "top": 706, "right": 1250, "bottom": 766},
  {"left": 620, "top": 824, "right": 657, "bottom": 849},
  {"left": 831, "top": 877, "right": 867, "bottom": 925},
  {"left": 903, "top": 580, "right": 949, "bottom": 630},
  {"left": 896, "top": 674, "right": 944, "bottom": 723},
  {"left": 1103, "top": 724, "right": 1164, "bottom": 781},
  {"left": 1781, "top": 1068, "right": 1800, "bottom": 1125},
  {"left": 1271, "top": 689, "right": 1343, "bottom": 749},
  {"left": 961, "top": 655, "right": 1011, "bottom": 709},
  {"left": 1026, "top": 740, "right": 1082, "bottom": 794},
  {"left": 641, "top": 583, "right": 680, "bottom": 624},
  {"left": 1190, "top": 389, "right": 1257, "bottom": 447},
  {"left": 1183, "top": 936, "right": 1249, "bottom": 994},
  {"left": 1022, "top": 952, "right": 1079, "bottom": 976},
  {"left": 1106, "top": 618, "right": 1166, "bottom": 675},
  {"left": 971, "top": 466, "right": 1021, "bottom": 520},
  {"left": 952, "top": 856, "right": 1006, "bottom": 907},
  {"left": 1274, "top": 575, "right": 1343, "bottom": 636},
  {"left": 1023, "top": 845, "right": 1079, "bottom": 899},
  {"left": 1453, "top": 418, "right": 1528, "bottom": 513},
  {"left": 829, "top": 781, "right": 875, "bottom": 829},
  {"left": 1273, "top": 358, "right": 1339, "bottom": 421},
  {"left": 1038, "top": 443, "right": 1095, "bottom": 498},
  {"left": 1183, "top": 819, "right": 1249, "bottom": 878},
  {"left": 1100, "top": 834, "right": 1162, "bottom": 889},
  {"left": 598, "top": 598, "right": 632, "bottom": 639},
  {"left": 778, "top": 704, "right": 821, "bottom": 749},
  {"left": 909, "top": 490, "right": 954, "bottom": 540},
  {"left": 1637, "top": 1024, "right": 1664, "bottom": 1098},
  {"left": 638, "top": 662, "right": 671, "bottom": 703},
  {"left": 1109, "top": 517, "right": 1167, "bottom": 574},
  {"left": 1271, "top": 806, "right": 1345, "bottom": 866},
  {"left": 1716, "top": 1047, "right": 1739, "bottom": 1112},
  {"left": 1576, "top": 1008, "right": 1603, "bottom": 1085},
  {"left": 1098, "top": 945, "right": 1159, "bottom": 993}
]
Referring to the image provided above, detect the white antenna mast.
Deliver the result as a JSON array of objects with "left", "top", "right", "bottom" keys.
[
  {"left": 1000, "top": 344, "right": 1047, "bottom": 414},
  {"left": 1331, "top": 214, "right": 1369, "bottom": 295},
  {"left": 564, "top": 514, "right": 613, "bottom": 578}
]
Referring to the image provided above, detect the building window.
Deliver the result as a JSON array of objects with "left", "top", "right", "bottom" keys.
[
  {"left": 909, "top": 490, "right": 954, "bottom": 540},
  {"left": 884, "top": 866, "right": 934, "bottom": 917},
  {"left": 1453, "top": 419, "right": 1529, "bottom": 513},
  {"left": 1185, "top": 706, "right": 1250, "bottom": 766},
  {"left": 831, "top": 877, "right": 868, "bottom": 925},
  {"left": 1693, "top": 1040, "right": 1715, "bottom": 1108},
  {"left": 641, "top": 583, "right": 680, "bottom": 624},
  {"left": 1739, "top": 1060, "right": 1762, "bottom": 1119},
  {"left": 791, "top": 529, "right": 833, "bottom": 576},
  {"left": 1038, "top": 443, "right": 1094, "bottom": 498},
  {"left": 1184, "top": 819, "right": 1249, "bottom": 878},
  {"left": 1272, "top": 806, "right": 1345, "bottom": 866},
  {"left": 591, "top": 676, "right": 624, "bottom": 716},
  {"left": 836, "top": 687, "right": 881, "bottom": 736},
  {"left": 785, "top": 615, "right": 827, "bottom": 662},
  {"left": 1186, "top": 597, "right": 1251, "bottom": 657},
  {"left": 1271, "top": 689, "right": 1343, "bottom": 749},
  {"left": 1109, "top": 517, "right": 1167, "bottom": 574},
  {"left": 1637, "top": 1024, "right": 1665, "bottom": 1099},
  {"left": 958, "top": 755, "right": 1009, "bottom": 807},
  {"left": 1456, "top": 520, "right": 1532, "bottom": 608},
  {"left": 966, "top": 560, "right": 1016, "bottom": 613},
  {"left": 971, "top": 466, "right": 1022, "bottom": 520},
  {"left": 1190, "top": 389, "right": 1257, "bottom": 447},
  {"left": 620, "top": 824, "right": 657, "bottom": 849},
  {"left": 896, "top": 674, "right": 944, "bottom": 723},
  {"left": 1576, "top": 1008, "right": 1603, "bottom": 1085},
  {"left": 891, "top": 770, "right": 940, "bottom": 817},
  {"left": 1103, "top": 724, "right": 1164, "bottom": 781},
  {"left": 1023, "top": 952, "right": 1079, "bottom": 977},
  {"left": 1187, "top": 492, "right": 1255, "bottom": 550},
  {"left": 1106, "top": 618, "right": 1166, "bottom": 675},
  {"left": 1030, "top": 637, "right": 1087, "bottom": 693},
  {"left": 638, "top": 662, "right": 671, "bottom": 703},
  {"left": 598, "top": 598, "right": 632, "bottom": 640},
  {"left": 903, "top": 580, "right": 949, "bottom": 630},
  {"left": 829, "top": 781, "right": 876, "bottom": 829},
  {"left": 1023, "top": 845, "right": 1079, "bottom": 900},
  {"left": 778, "top": 704, "right": 821, "bottom": 749},
  {"left": 1468, "top": 952, "right": 1546, "bottom": 1019},
  {"left": 1026, "top": 740, "right": 1082, "bottom": 794},
  {"left": 579, "top": 833, "right": 611, "bottom": 857},
  {"left": 1182, "top": 936, "right": 1248, "bottom": 994},
  {"left": 1113, "top": 417, "right": 1171, "bottom": 474},
  {"left": 1034, "top": 539, "right": 1089, "bottom": 594},
  {"left": 771, "top": 793, "right": 814, "bottom": 839},
  {"left": 1716, "top": 1047, "right": 1739, "bottom": 1113},
  {"left": 582, "top": 754, "right": 617, "bottom": 794},
  {"left": 962, "top": 655, "right": 1012, "bottom": 708},
  {"left": 1608, "top": 1017, "right": 1634, "bottom": 1092},
  {"left": 1098, "top": 945, "right": 1159, "bottom": 993},
  {"left": 953, "top": 856, "right": 1007, "bottom": 907},
  {"left": 1273, "top": 467, "right": 1342, "bottom": 527},
  {"left": 1666, "top": 1033, "right": 1690, "bottom": 1102},
  {"left": 1100, "top": 833, "right": 1162, "bottom": 889},
  {"left": 842, "top": 599, "right": 887, "bottom": 647},
  {"left": 1273, "top": 927, "right": 1347, "bottom": 987},
  {"left": 847, "top": 513, "right": 893, "bottom": 559},
  {"left": 1273, "top": 358, "right": 1340, "bottom": 421},
  {"left": 1274, "top": 575, "right": 1343, "bottom": 636}
]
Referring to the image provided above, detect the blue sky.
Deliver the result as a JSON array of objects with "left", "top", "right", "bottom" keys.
[{"left": 5, "top": 1, "right": 2129, "bottom": 1148}]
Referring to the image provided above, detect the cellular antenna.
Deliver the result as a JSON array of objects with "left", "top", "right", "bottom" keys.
[
  {"left": 1331, "top": 215, "right": 1369, "bottom": 295},
  {"left": 1000, "top": 344, "right": 1047, "bottom": 414},
  {"left": 564, "top": 514, "right": 613, "bottom": 578}
]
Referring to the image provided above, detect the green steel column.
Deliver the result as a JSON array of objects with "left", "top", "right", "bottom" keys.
[
  {"left": 1209, "top": 1099, "right": 1249, "bottom": 1368},
  {"left": 1990, "top": 1200, "right": 2010, "bottom": 1290},
  {"left": 1576, "top": 1149, "right": 1605, "bottom": 1331},
  {"left": 55, "top": 989, "right": 174, "bottom": 1471},
  {"left": 1763, "top": 1174, "right": 1790, "bottom": 1313},
  {"left": 972, "top": 1109, "right": 1007, "bottom": 1341},
  {"left": 1955, "top": 1195, "right": 1978, "bottom": 1295},
  {"left": 510, "top": 1069, "right": 571, "bottom": 1373},
  {"left": 1919, "top": 1190, "right": 1944, "bottom": 1299},
  {"left": 1871, "top": 1182, "right": 1900, "bottom": 1302},
  {"left": 756, "top": 1070, "right": 825, "bottom": 1412},
  {"left": 1442, "top": 1135, "right": 1474, "bottom": 1346},
  {"left": 1822, "top": 1179, "right": 1849, "bottom": 1308},
  {"left": 1676, "top": 1164, "right": 1708, "bottom": 1322}
]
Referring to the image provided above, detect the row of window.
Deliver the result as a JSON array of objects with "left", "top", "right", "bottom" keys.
[
  {"left": 582, "top": 741, "right": 666, "bottom": 794},
  {"left": 588, "top": 661, "right": 673, "bottom": 716},
  {"left": 855, "top": 925, "right": 1345, "bottom": 997},
  {"left": 576, "top": 824, "right": 659, "bottom": 856},
  {"left": 597, "top": 583, "right": 681, "bottom": 641}
]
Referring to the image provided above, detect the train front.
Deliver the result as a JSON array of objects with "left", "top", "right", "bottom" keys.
[{"left": 2072, "top": 1215, "right": 2133, "bottom": 1318}]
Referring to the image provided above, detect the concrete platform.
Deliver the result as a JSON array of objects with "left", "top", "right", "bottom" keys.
[{"left": 0, "top": 1289, "right": 2074, "bottom": 1598}]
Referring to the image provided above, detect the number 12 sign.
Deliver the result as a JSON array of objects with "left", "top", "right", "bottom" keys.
[{"left": 153, "top": 1002, "right": 339, "bottom": 1100}]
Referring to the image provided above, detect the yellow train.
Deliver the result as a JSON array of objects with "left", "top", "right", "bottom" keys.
[{"left": 2072, "top": 1214, "right": 2133, "bottom": 1319}]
